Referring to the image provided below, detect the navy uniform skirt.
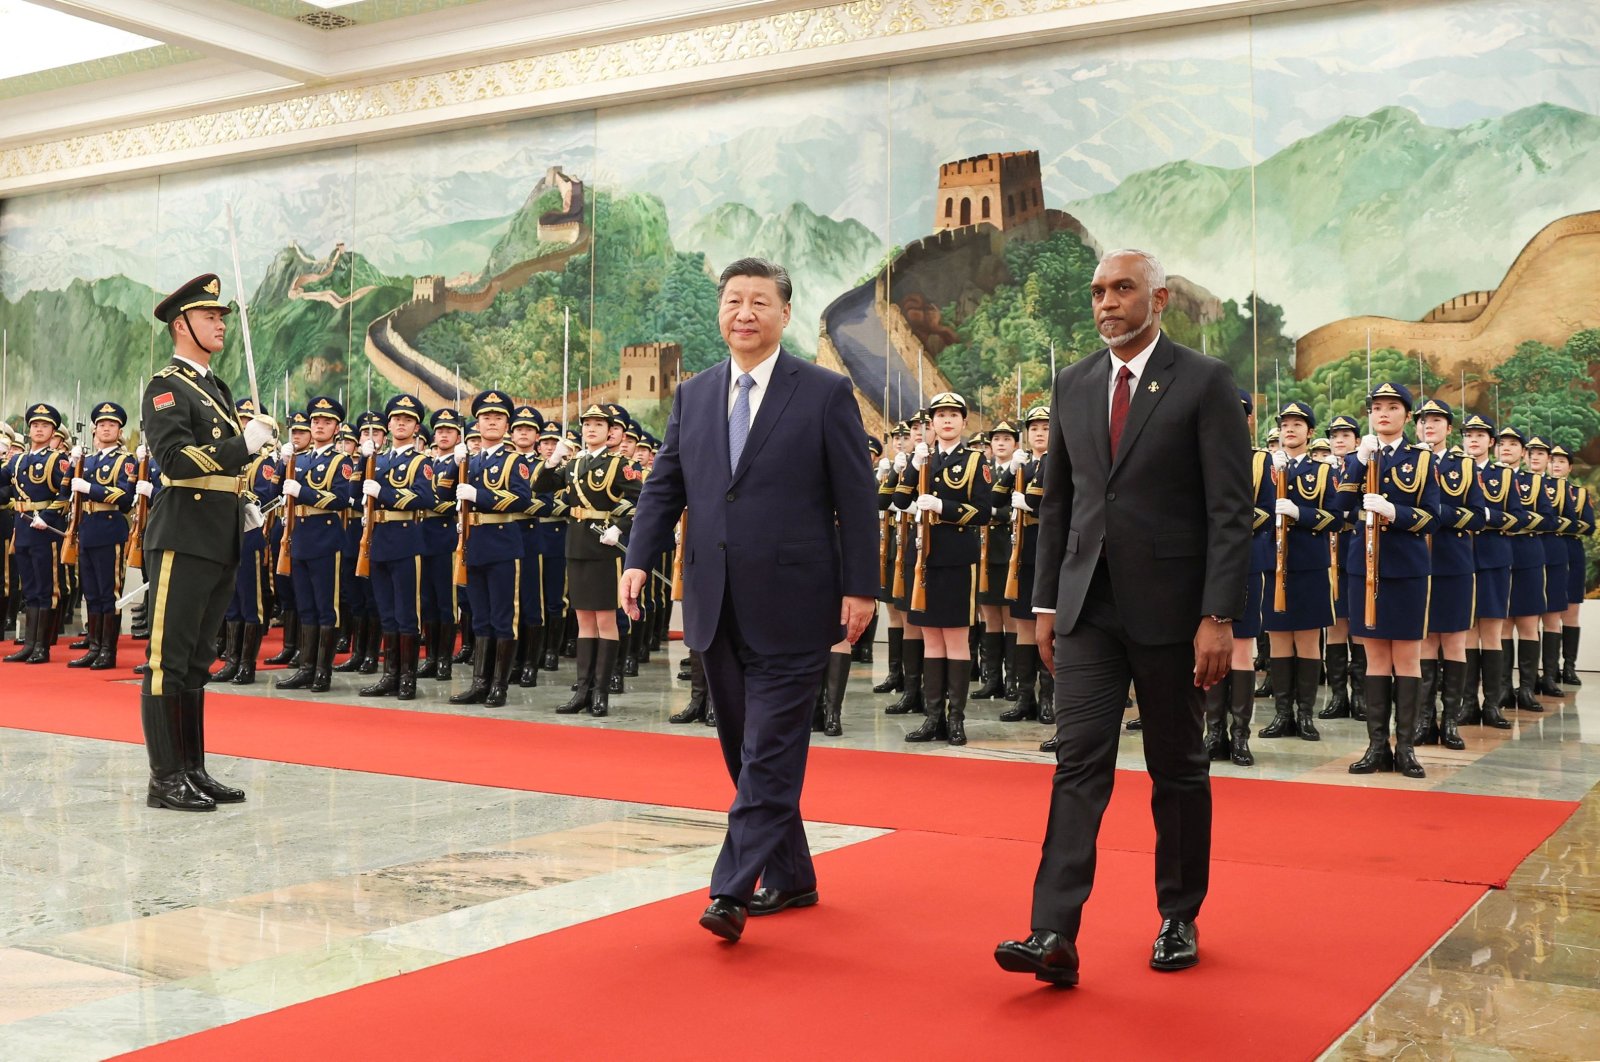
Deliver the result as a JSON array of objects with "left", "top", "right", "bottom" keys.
[
  {"left": 1331, "top": 531, "right": 1352, "bottom": 620},
  {"left": 909, "top": 564, "right": 977, "bottom": 629},
  {"left": 1545, "top": 560, "right": 1569, "bottom": 613},
  {"left": 1509, "top": 565, "right": 1546, "bottom": 618},
  {"left": 1427, "top": 572, "right": 1475, "bottom": 634},
  {"left": 1232, "top": 570, "right": 1267, "bottom": 639},
  {"left": 1567, "top": 539, "right": 1587, "bottom": 604},
  {"left": 1262, "top": 568, "right": 1334, "bottom": 632},
  {"left": 1475, "top": 566, "right": 1511, "bottom": 621},
  {"left": 1348, "top": 573, "right": 1429, "bottom": 641},
  {"left": 978, "top": 560, "right": 1011, "bottom": 606}
]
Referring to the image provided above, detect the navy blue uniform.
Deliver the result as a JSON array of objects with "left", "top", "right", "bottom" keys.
[
  {"left": 1539, "top": 472, "right": 1571, "bottom": 613},
  {"left": 288, "top": 445, "right": 354, "bottom": 627},
  {"left": 464, "top": 444, "right": 534, "bottom": 639},
  {"left": 1427, "top": 449, "right": 1486, "bottom": 634},
  {"left": 74, "top": 447, "right": 137, "bottom": 614},
  {"left": 1004, "top": 454, "right": 1046, "bottom": 623},
  {"left": 11, "top": 447, "right": 72, "bottom": 609},
  {"left": 896, "top": 442, "right": 993, "bottom": 629},
  {"left": 1508, "top": 469, "right": 1552, "bottom": 618},
  {"left": 1338, "top": 444, "right": 1440, "bottom": 640},
  {"left": 1565, "top": 481, "right": 1593, "bottom": 604},
  {"left": 1473, "top": 461, "right": 1521, "bottom": 621},
  {"left": 1233, "top": 450, "right": 1274, "bottom": 639},
  {"left": 419, "top": 453, "right": 460, "bottom": 625},
  {"left": 366, "top": 444, "right": 436, "bottom": 636},
  {"left": 1263, "top": 453, "right": 1339, "bottom": 632},
  {"left": 225, "top": 450, "right": 280, "bottom": 625}
]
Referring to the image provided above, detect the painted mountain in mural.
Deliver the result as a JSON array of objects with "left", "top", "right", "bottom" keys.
[{"left": 1068, "top": 103, "right": 1600, "bottom": 333}]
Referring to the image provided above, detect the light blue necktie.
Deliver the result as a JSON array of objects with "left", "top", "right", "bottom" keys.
[{"left": 729, "top": 372, "right": 754, "bottom": 474}]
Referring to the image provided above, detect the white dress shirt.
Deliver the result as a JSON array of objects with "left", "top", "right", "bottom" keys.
[
  {"left": 1106, "top": 332, "right": 1160, "bottom": 415},
  {"left": 173, "top": 353, "right": 210, "bottom": 378},
  {"left": 727, "top": 347, "right": 782, "bottom": 424}
]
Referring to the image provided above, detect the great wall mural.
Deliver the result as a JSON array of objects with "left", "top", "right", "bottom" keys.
[{"left": 2, "top": 0, "right": 1598, "bottom": 586}]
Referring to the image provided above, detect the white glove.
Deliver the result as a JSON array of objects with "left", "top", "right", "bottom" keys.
[
  {"left": 893, "top": 452, "right": 908, "bottom": 473},
  {"left": 456, "top": 483, "right": 479, "bottom": 504},
  {"left": 71, "top": 444, "right": 87, "bottom": 460},
  {"left": 1270, "top": 449, "right": 1288, "bottom": 471},
  {"left": 282, "top": 479, "right": 302, "bottom": 499},
  {"left": 279, "top": 443, "right": 296, "bottom": 461},
  {"left": 915, "top": 494, "right": 943, "bottom": 514},
  {"left": 361, "top": 479, "right": 381, "bottom": 499},
  {"left": 1363, "top": 493, "right": 1396, "bottom": 520},
  {"left": 1274, "top": 497, "right": 1298, "bottom": 519},
  {"left": 360, "top": 438, "right": 376, "bottom": 458},
  {"left": 71, "top": 477, "right": 92, "bottom": 495},
  {"left": 1009, "top": 452, "right": 1027, "bottom": 471},
  {"left": 546, "top": 439, "right": 571, "bottom": 466},
  {"left": 31, "top": 515, "right": 47, "bottom": 530},
  {"left": 453, "top": 442, "right": 469, "bottom": 462},
  {"left": 599, "top": 525, "right": 622, "bottom": 547},
  {"left": 135, "top": 480, "right": 154, "bottom": 499},
  {"left": 136, "top": 444, "right": 148, "bottom": 462},
  {"left": 912, "top": 441, "right": 929, "bottom": 469},
  {"left": 876, "top": 458, "right": 891, "bottom": 475},
  {"left": 243, "top": 502, "right": 264, "bottom": 533},
  {"left": 242, "top": 417, "right": 276, "bottom": 453},
  {"left": 1011, "top": 491, "right": 1031, "bottom": 513},
  {"left": 1357, "top": 434, "right": 1380, "bottom": 464}
]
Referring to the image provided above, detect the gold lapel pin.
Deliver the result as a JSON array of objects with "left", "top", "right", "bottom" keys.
[{"left": 1147, "top": 380, "right": 1160, "bottom": 393}]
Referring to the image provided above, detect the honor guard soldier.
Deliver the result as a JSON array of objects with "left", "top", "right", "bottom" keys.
[
  {"left": 1550, "top": 444, "right": 1592, "bottom": 684},
  {"left": 418, "top": 408, "right": 464, "bottom": 680},
  {"left": 1414, "top": 399, "right": 1484, "bottom": 749},
  {"left": 975, "top": 419, "right": 1021, "bottom": 701},
  {"left": 1337, "top": 382, "right": 1440, "bottom": 779},
  {"left": 873, "top": 421, "right": 911, "bottom": 697},
  {"left": 1257, "top": 400, "right": 1340, "bottom": 745},
  {"left": 1497, "top": 426, "right": 1551, "bottom": 713},
  {"left": 138, "top": 274, "right": 279, "bottom": 810},
  {"left": 1008, "top": 405, "right": 1055, "bottom": 748},
  {"left": 899, "top": 392, "right": 993, "bottom": 746},
  {"left": 66, "top": 402, "right": 137, "bottom": 670},
  {"left": 264, "top": 411, "right": 310, "bottom": 668},
  {"left": 1460, "top": 414, "right": 1516, "bottom": 728},
  {"left": 337, "top": 411, "right": 386, "bottom": 675},
  {"left": 534, "top": 419, "right": 568, "bottom": 672},
  {"left": 1203, "top": 391, "right": 1270, "bottom": 763},
  {"left": 1525, "top": 436, "right": 1571, "bottom": 698},
  {"left": 275, "top": 396, "right": 354, "bottom": 693},
  {"left": 534, "top": 402, "right": 640, "bottom": 715},
  {"left": 1322, "top": 413, "right": 1365, "bottom": 720},
  {"left": 212, "top": 398, "right": 279, "bottom": 685},
  {"left": 885, "top": 411, "right": 928, "bottom": 715},
  {"left": 4, "top": 403, "right": 72, "bottom": 664},
  {"left": 454, "top": 418, "right": 482, "bottom": 664},
  {"left": 356, "top": 394, "right": 436, "bottom": 700},
  {"left": 508, "top": 403, "right": 549, "bottom": 689},
  {"left": 0, "top": 427, "right": 15, "bottom": 642},
  {"left": 450, "top": 390, "right": 534, "bottom": 708}
]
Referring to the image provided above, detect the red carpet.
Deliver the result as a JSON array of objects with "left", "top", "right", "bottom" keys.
[
  {"left": 0, "top": 649, "right": 1573, "bottom": 889},
  {"left": 121, "top": 829, "right": 1483, "bottom": 1062}
]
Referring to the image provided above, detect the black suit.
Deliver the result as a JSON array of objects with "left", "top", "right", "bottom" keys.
[{"left": 1030, "top": 332, "right": 1250, "bottom": 937}]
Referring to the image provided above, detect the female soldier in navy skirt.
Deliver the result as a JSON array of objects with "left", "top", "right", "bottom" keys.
[
  {"left": 1498, "top": 426, "right": 1553, "bottom": 712},
  {"left": 900, "top": 393, "right": 992, "bottom": 747},
  {"left": 1004, "top": 405, "right": 1051, "bottom": 732},
  {"left": 873, "top": 421, "right": 911, "bottom": 698},
  {"left": 1257, "top": 401, "right": 1339, "bottom": 747},
  {"left": 1339, "top": 383, "right": 1440, "bottom": 779},
  {"left": 974, "top": 419, "right": 1020, "bottom": 703},
  {"left": 1550, "top": 443, "right": 1593, "bottom": 685},
  {"left": 1460, "top": 413, "right": 1517, "bottom": 728},
  {"left": 1415, "top": 398, "right": 1484, "bottom": 750},
  {"left": 885, "top": 414, "right": 927, "bottom": 716},
  {"left": 1525, "top": 435, "right": 1570, "bottom": 697},
  {"left": 1320, "top": 415, "right": 1364, "bottom": 721}
]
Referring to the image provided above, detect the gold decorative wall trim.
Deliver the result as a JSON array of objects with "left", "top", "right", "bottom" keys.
[{"left": 0, "top": 0, "right": 1339, "bottom": 195}]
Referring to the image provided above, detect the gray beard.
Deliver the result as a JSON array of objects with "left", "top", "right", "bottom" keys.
[{"left": 1100, "top": 307, "right": 1155, "bottom": 349}]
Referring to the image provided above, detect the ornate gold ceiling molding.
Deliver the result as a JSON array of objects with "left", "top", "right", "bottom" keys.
[{"left": 0, "top": 0, "right": 1337, "bottom": 195}]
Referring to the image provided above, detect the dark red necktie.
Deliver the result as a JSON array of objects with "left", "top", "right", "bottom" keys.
[{"left": 1109, "top": 365, "right": 1133, "bottom": 456}]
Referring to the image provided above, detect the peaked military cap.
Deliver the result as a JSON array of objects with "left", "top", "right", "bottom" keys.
[
  {"left": 988, "top": 419, "right": 1019, "bottom": 438},
  {"left": 1023, "top": 404, "right": 1051, "bottom": 425},
  {"left": 578, "top": 403, "right": 611, "bottom": 422},
  {"left": 26, "top": 403, "right": 62, "bottom": 429},
  {"left": 154, "top": 273, "right": 231, "bottom": 324},
  {"left": 1238, "top": 389, "right": 1254, "bottom": 416},
  {"left": 1525, "top": 434, "right": 1551, "bottom": 451},
  {"left": 1265, "top": 427, "right": 1280, "bottom": 443},
  {"left": 889, "top": 421, "right": 910, "bottom": 437},
  {"left": 967, "top": 431, "right": 988, "bottom": 447},
  {"left": 868, "top": 436, "right": 884, "bottom": 456},
  {"left": 1366, "top": 381, "right": 1414, "bottom": 412},
  {"left": 1328, "top": 414, "right": 1360, "bottom": 434},
  {"left": 465, "top": 419, "right": 482, "bottom": 441},
  {"left": 92, "top": 401, "right": 128, "bottom": 426},
  {"left": 564, "top": 428, "right": 581, "bottom": 445},
  {"left": 605, "top": 403, "right": 629, "bottom": 426},
  {"left": 385, "top": 394, "right": 426, "bottom": 421},
  {"left": 287, "top": 411, "right": 311, "bottom": 431},
  {"left": 1462, "top": 413, "right": 1495, "bottom": 434},
  {"left": 337, "top": 423, "right": 356, "bottom": 443},
  {"left": 235, "top": 397, "right": 257, "bottom": 417},
  {"left": 909, "top": 409, "right": 930, "bottom": 426},
  {"left": 1276, "top": 400, "right": 1315, "bottom": 427},
  {"left": 1549, "top": 442, "right": 1572, "bottom": 459},
  {"left": 1309, "top": 438, "right": 1332, "bottom": 453},
  {"left": 539, "top": 421, "right": 563, "bottom": 441},
  {"left": 471, "top": 390, "right": 512, "bottom": 418},
  {"left": 429, "top": 408, "right": 464, "bottom": 430},
  {"left": 624, "top": 420, "right": 642, "bottom": 441},
  {"left": 926, "top": 391, "right": 968, "bottom": 416},
  {"left": 416, "top": 424, "right": 431, "bottom": 446},
  {"left": 307, "top": 395, "right": 345, "bottom": 421},
  {"left": 1497, "top": 425, "right": 1525, "bottom": 445},
  {"left": 1416, "top": 397, "right": 1454, "bottom": 423},
  {"left": 511, "top": 404, "right": 545, "bottom": 430},
  {"left": 356, "top": 410, "right": 386, "bottom": 432}
]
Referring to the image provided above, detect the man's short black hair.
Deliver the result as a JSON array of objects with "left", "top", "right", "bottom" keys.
[{"left": 718, "top": 257, "right": 793, "bottom": 304}]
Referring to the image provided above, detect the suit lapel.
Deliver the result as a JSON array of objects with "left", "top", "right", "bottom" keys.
[
  {"left": 708, "top": 359, "right": 732, "bottom": 483},
  {"left": 1109, "top": 335, "right": 1176, "bottom": 478},
  {"left": 731, "top": 349, "right": 798, "bottom": 487},
  {"left": 1083, "top": 350, "right": 1111, "bottom": 476}
]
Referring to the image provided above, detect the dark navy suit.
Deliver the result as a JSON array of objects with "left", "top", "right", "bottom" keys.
[{"left": 626, "top": 349, "right": 877, "bottom": 902}]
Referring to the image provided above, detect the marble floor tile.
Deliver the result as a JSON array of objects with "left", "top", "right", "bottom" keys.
[
  {"left": 175, "top": 936, "right": 458, "bottom": 1011},
  {"left": 0, "top": 985, "right": 267, "bottom": 1062},
  {"left": 0, "top": 947, "right": 149, "bottom": 1023}
]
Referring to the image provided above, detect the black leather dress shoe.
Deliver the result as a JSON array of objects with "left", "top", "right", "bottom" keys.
[
  {"left": 748, "top": 887, "right": 818, "bottom": 916},
  {"left": 1150, "top": 918, "right": 1198, "bottom": 971},
  {"left": 994, "top": 931, "right": 1079, "bottom": 987},
  {"left": 1125, "top": 716, "right": 1142, "bottom": 732},
  {"left": 699, "top": 897, "right": 747, "bottom": 942}
]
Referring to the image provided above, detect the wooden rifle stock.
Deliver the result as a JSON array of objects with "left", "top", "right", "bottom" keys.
[
  {"left": 878, "top": 510, "right": 891, "bottom": 590},
  {"left": 452, "top": 455, "right": 471, "bottom": 587},
  {"left": 1272, "top": 462, "right": 1288, "bottom": 613},
  {"left": 1005, "top": 462, "right": 1028, "bottom": 601},
  {"left": 671, "top": 512, "right": 686, "bottom": 601},
  {"left": 891, "top": 512, "right": 908, "bottom": 599},
  {"left": 126, "top": 452, "right": 150, "bottom": 569},
  {"left": 355, "top": 450, "right": 377, "bottom": 578},
  {"left": 1363, "top": 451, "right": 1382, "bottom": 629},
  {"left": 61, "top": 451, "right": 86, "bottom": 565},
  {"left": 276, "top": 449, "right": 298, "bottom": 576},
  {"left": 909, "top": 453, "right": 930, "bottom": 613},
  {"left": 978, "top": 521, "right": 990, "bottom": 593}
]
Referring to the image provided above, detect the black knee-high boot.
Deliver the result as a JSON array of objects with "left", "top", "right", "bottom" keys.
[
  {"left": 905, "top": 656, "right": 948, "bottom": 742},
  {"left": 886, "top": 638, "right": 924, "bottom": 714},
  {"left": 670, "top": 649, "right": 709, "bottom": 723},
  {"left": 1229, "top": 669, "right": 1255, "bottom": 766},
  {"left": 591, "top": 638, "right": 619, "bottom": 717},
  {"left": 873, "top": 627, "right": 904, "bottom": 693},
  {"left": 1204, "top": 680, "right": 1230, "bottom": 761},
  {"left": 1439, "top": 658, "right": 1467, "bottom": 751},
  {"left": 1258, "top": 657, "right": 1298, "bottom": 737},
  {"left": 973, "top": 631, "right": 1006, "bottom": 699},
  {"left": 999, "top": 645, "right": 1038, "bottom": 721},
  {"left": 1537, "top": 630, "right": 1564, "bottom": 697},
  {"left": 1458, "top": 647, "right": 1482, "bottom": 725},
  {"left": 1294, "top": 655, "right": 1321, "bottom": 740},
  {"left": 556, "top": 638, "right": 595, "bottom": 713},
  {"left": 1349, "top": 644, "right": 1368, "bottom": 720},
  {"left": 1002, "top": 631, "right": 1018, "bottom": 699},
  {"left": 450, "top": 637, "right": 495, "bottom": 705},
  {"left": 1415, "top": 658, "right": 1440, "bottom": 745},
  {"left": 1348, "top": 675, "right": 1395, "bottom": 774},
  {"left": 1479, "top": 648, "right": 1512, "bottom": 729},
  {"left": 1561, "top": 626, "right": 1583, "bottom": 686},
  {"left": 821, "top": 650, "right": 851, "bottom": 737},
  {"left": 1515, "top": 637, "right": 1543, "bottom": 711},
  {"left": 1319, "top": 643, "right": 1350, "bottom": 718},
  {"left": 1393, "top": 676, "right": 1426, "bottom": 779},
  {"left": 945, "top": 658, "right": 973, "bottom": 746}
]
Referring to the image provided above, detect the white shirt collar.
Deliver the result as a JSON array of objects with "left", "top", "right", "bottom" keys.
[
  {"left": 585, "top": 444, "right": 609, "bottom": 458},
  {"left": 1111, "top": 332, "right": 1160, "bottom": 381},
  {"left": 729, "top": 347, "right": 781, "bottom": 393},
  {"left": 172, "top": 353, "right": 210, "bottom": 378}
]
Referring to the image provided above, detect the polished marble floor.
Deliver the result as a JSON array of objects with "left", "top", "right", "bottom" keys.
[{"left": 2, "top": 632, "right": 1596, "bottom": 1059}]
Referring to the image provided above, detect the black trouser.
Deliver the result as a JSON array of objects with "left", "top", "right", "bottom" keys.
[
  {"left": 1032, "top": 560, "right": 1210, "bottom": 939},
  {"left": 140, "top": 549, "right": 236, "bottom": 698}
]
